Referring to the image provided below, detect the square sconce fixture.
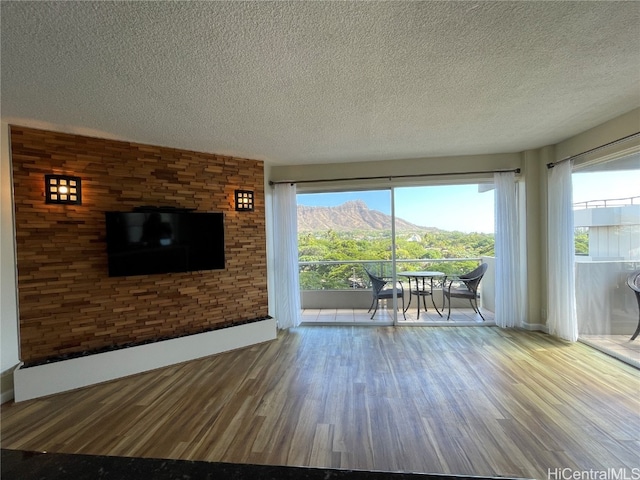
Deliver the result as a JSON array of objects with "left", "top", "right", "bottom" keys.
[
  {"left": 235, "top": 189, "right": 254, "bottom": 211},
  {"left": 45, "top": 174, "right": 82, "bottom": 205}
]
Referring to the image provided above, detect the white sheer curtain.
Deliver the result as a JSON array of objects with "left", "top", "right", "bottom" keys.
[
  {"left": 547, "top": 161, "right": 578, "bottom": 342},
  {"left": 272, "top": 183, "right": 301, "bottom": 329},
  {"left": 494, "top": 172, "right": 524, "bottom": 328}
]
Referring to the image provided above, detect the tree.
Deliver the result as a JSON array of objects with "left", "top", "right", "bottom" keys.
[
  {"left": 298, "top": 228, "right": 495, "bottom": 290},
  {"left": 575, "top": 228, "right": 589, "bottom": 255}
]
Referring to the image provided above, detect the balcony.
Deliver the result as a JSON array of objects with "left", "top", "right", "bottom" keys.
[
  {"left": 299, "top": 257, "right": 495, "bottom": 326},
  {"left": 576, "top": 259, "right": 640, "bottom": 367}
]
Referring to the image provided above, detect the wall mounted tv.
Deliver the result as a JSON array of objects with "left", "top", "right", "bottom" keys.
[{"left": 105, "top": 209, "right": 225, "bottom": 277}]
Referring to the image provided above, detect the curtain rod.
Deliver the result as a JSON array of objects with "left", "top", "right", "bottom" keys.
[
  {"left": 269, "top": 167, "right": 521, "bottom": 186},
  {"left": 546, "top": 132, "right": 640, "bottom": 169}
]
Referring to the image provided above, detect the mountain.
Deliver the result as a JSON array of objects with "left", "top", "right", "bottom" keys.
[{"left": 297, "top": 200, "right": 430, "bottom": 232}]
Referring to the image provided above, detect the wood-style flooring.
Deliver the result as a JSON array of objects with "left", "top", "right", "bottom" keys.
[{"left": 2, "top": 326, "right": 639, "bottom": 480}]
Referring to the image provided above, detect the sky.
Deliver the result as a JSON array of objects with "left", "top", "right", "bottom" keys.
[
  {"left": 297, "top": 185, "right": 495, "bottom": 233},
  {"left": 297, "top": 169, "right": 640, "bottom": 234},
  {"left": 572, "top": 170, "right": 639, "bottom": 204}
]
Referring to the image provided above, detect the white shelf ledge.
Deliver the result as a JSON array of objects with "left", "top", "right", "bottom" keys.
[{"left": 13, "top": 318, "right": 276, "bottom": 402}]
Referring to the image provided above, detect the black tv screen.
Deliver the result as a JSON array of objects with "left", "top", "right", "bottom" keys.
[{"left": 105, "top": 210, "right": 225, "bottom": 277}]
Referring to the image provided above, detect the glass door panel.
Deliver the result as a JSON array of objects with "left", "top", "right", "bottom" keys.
[
  {"left": 573, "top": 154, "right": 640, "bottom": 360},
  {"left": 393, "top": 184, "right": 495, "bottom": 324},
  {"left": 296, "top": 184, "right": 497, "bottom": 326},
  {"left": 296, "top": 189, "right": 395, "bottom": 324}
]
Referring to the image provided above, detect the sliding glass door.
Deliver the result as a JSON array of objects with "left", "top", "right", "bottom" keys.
[
  {"left": 573, "top": 153, "right": 640, "bottom": 359},
  {"left": 297, "top": 189, "right": 396, "bottom": 324},
  {"left": 296, "top": 182, "right": 496, "bottom": 325},
  {"left": 393, "top": 184, "right": 495, "bottom": 323}
]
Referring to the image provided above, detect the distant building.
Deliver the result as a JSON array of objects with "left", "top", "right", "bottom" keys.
[{"left": 574, "top": 196, "right": 640, "bottom": 261}]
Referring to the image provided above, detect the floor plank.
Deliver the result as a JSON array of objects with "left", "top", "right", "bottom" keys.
[{"left": 2, "top": 326, "right": 639, "bottom": 479}]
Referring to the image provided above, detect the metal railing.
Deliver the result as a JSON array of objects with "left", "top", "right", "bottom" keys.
[
  {"left": 573, "top": 196, "right": 639, "bottom": 210},
  {"left": 299, "top": 258, "right": 482, "bottom": 290}
]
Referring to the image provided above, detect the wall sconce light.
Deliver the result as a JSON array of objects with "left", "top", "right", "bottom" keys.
[
  {"left": 45, "top": 174, "right": 82, "bottom": 205},
  {"left": 235, "top": 190, "right": 254, "bottom": 211}
]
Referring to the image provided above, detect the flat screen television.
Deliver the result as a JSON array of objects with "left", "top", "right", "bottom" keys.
[{"left": 105, "top": 210, "right": 225, "bottom": 277}]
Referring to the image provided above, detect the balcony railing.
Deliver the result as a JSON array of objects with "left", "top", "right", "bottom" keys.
[
  {"left": 576, "top": 259, "right": 640, "bottom": 336},
  {"left": 299, "top": 258, "right": 483, "bottom": 290},
  {"left": 573, "top": 195, "right": 639, "bottom": 210},
  {"left": 299, "top": 257, "right": 495, "bottom": 312},
  {"left": 298, "top": 257, "right": 640, "bottom": 334}
]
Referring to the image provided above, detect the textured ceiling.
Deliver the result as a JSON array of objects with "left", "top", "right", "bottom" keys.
[{"left": 1, "top": 1, "right": 639, "bottom": 165}]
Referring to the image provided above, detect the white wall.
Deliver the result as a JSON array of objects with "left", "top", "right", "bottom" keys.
[
  {"left": 263, "top": 163, "right": 277, "bottom": 323},
  {"left": 1, "top": 123, "right": 20, "bottom": 403},
  {"left": 520, "top": 146, "right": 554, "bottom": 327},
  {"left": 270, "top": 152, "right": 521, "bottom": 189},
  {"left": 555, "top": 108, "right": 640, "bottom": 163}
]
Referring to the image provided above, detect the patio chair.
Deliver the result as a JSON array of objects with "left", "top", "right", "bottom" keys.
[
  {"left": 627, "top": 269, "right": 640, "bottom": 341},
  {"left": 443, "top": 263, "right": 488, "bottom": 320},
  {"left": 365, "top": 270, "right": 406, "bottom": 320}
]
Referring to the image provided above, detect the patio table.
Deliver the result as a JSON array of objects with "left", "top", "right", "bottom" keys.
[{"left": 398, "top": 271, "right": 445, "bottom": 319}]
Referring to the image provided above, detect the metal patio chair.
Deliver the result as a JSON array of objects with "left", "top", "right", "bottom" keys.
[
  {"left": 365, "top": 270, "right": 406, "bottom": 320},
  {"left": 627, "top": 269, "right": 640, "bottom": 341},
  {"left": 443, "top": 263, "right": 488, "bottom": 320}
]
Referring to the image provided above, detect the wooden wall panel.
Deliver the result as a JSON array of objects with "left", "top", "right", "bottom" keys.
[{"left": 11, "top": 126, "right": 268, "bottom": 365}]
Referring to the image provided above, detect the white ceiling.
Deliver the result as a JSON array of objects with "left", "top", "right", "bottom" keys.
[{"left": 1, "top": 1, "right": 639, "bottom": 166}]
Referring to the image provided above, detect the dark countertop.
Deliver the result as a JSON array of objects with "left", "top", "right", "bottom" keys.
[{"left": 1, "top": 449, "right": 529, "bottom": 480}]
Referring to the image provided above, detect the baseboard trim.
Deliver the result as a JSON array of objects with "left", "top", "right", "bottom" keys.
[
  {"left": 1, "top": 368, "right": 16, "bottom": 404},
  {"left": 1, "top": 388, "right": 14, "bottom": 405},
  {"left": 14, "top": 318, "right": 277, "bottom": 402},
  {"left": 521, "top": 322, "right": 548, "bottom": 332}
]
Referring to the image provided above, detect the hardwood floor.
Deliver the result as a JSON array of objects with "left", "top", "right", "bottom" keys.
[{"left": 2, "top": 326, "right": 639, "bottom": 479}]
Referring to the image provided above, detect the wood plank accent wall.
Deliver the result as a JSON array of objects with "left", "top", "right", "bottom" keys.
[{"left": 10, "top": 126, "right": 268, "bottom": 365}]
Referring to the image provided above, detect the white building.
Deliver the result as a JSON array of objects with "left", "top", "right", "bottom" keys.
[{"left": 574, "top": 197, "right": 640, "bottom": 261}]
